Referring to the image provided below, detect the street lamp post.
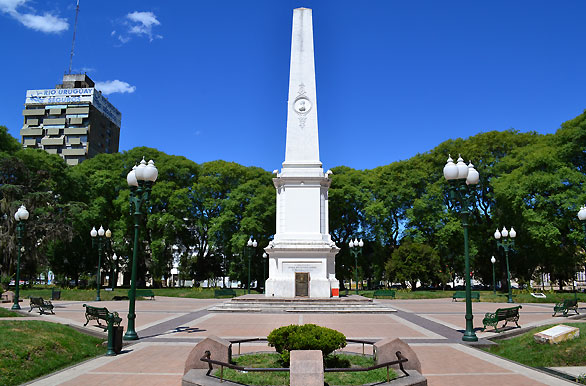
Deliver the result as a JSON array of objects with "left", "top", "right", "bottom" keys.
[
  {"left": 443, "top": 154, "right": 480, "bottom": 342},
  {"left": 576, "top": 205, "right": 586, "bottom": 299},
  {"left": 246, "top": 238, "right": 257, "bottom": 294},
  {"left": 494, "top": 226, "right": 517, "bottom": 304},
  {"left": 12, "top": 205, "right": 29, "bottom": 310},
  {"left": 262, "top": 252, "right": 268, "bottom": 294},
  {"left": 111, "top": 253, "right": 118, "bottom": 290},
  {"left": 349, "top": 238, "right": 364, "bottom": 295},
  {"left": 491, "top": 256, "right": 496, "bottom": 295},
  {"left": 124, "top": 158, "right": 158, "bottom": 341},
  {"left": 91, "top": 226, "right": 111, "bottom": 301}
]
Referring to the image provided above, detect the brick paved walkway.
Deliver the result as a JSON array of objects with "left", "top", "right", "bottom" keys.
[{"left": 2, "top": 296, "right": 583, "bottom": 385}]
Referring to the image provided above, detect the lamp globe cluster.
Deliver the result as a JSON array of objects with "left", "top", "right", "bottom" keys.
[
  {"left": 349, "top": 238, "right": 364, "bottom": 248},
  {"left": 578, "top": 205, "right": 586, "bottom": 221},
  {"left": 126, "top": 157, "right": 158, "bottom": 187},
  {"left": 14, "top": 205, "right": 29, "bottom": 221},
  {"left": 443, "top": 154, "right": 480, "bottom": 185},
  {"left": 494, "top": 226, "right": 516, "bottom": 240}
]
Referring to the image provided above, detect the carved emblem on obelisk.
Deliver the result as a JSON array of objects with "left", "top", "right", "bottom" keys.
[{"left": 293, "top": 83, "right": 312, "bottom": 127}]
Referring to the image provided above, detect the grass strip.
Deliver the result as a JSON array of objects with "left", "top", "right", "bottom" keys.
[
  {"left": 17, "top": 286, "right": 250, "bottom": 301},
  {"left": 0, "top": 320, "right": 106, "bottom": 386},
  {"left": 214, "top": 353, "right": 396, "bottom": 385},
  {"left": 0, "top": 308, "right": 21, "bottom": 317},
  {"left": 483, "top": 323, "right": 586, "bottom": 367},
  {"left": 14, "top": 286, "right": 586, "bottom": 303}
]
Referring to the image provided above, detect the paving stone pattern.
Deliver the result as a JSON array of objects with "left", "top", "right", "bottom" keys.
[{"left": 4, "top": 296, "right": 583, "bottom": 385}]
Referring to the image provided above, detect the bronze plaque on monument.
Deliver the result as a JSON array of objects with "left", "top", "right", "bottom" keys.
[{"left": 295, "top": 272, "right": 309, "bottom": 297}]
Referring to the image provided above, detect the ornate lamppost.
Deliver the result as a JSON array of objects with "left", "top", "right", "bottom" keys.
[
  {"left": 262, "top": 252, "right": 268, "bottom": 294},
  {"left": 246, "top": 237, "right": 257, "bottom": 294},
  {"left": 491, "top": 256, "right": 496, "bottom": 295},
  {"left": 110, "top": 253, "right": 118, "bottom": 290},
  {"left": 443, "top": 154, "right": 480, "bottom": 342},
  {"left": 90, "top": 226, "right": 111, "bottom": 301},
  {"left": 494, "top": 226, "right": 516, "bottom": 304},
  {"left": 576, "top": 205, "right": 586, "bottom": 298},
  {"left": 124, "top": 158, "right": 158, "bottom": 341},
  {"left": 349, "top": 238, "right": 364, "bottom": 295},
  {"left": 12, "top": 205, "right": 29, "bottom": 310}
]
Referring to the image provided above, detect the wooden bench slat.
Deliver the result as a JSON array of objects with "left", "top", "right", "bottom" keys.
[
  {"left": 130, "top": 289, "right": 155, "bottom": 300},
  {"left": 552, "top": 299, "right": 579, "bottom": 317},
  {"left": 83, "top": 304, "right": 122, "bottom": 330},
  {"left": 29, "top": 297, "right": 54, "bottom": 315},
  {"left": 214, "top": 289, "right": 236, "bottom": 297},
  {"left": 452, "top": 291, "right": 480, "bottom": 301},
  {"left": 482, "top": 305, "right": 522, "bottom": 332}
]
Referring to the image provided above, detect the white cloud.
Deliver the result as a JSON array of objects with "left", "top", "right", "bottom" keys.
[
  {"left": 113, "top": 10, "right": 162, "bottom": 44},
  {"left": 15, "top": 12, "right": 68, "bottom": 33},
  {"left": 0, "top": 0, "right": 25, "bottom": 13},
  {"left": 95, "top": 80, "right": 136, "bottom": 95},
  {"left": 0, "top": 0, "right": 68, "bottom": 33}
]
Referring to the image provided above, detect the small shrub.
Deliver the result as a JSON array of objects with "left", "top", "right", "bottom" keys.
[
  {"left": 267, "top": 324, "right": 347, "bottom": 365},
  {"left": 1, "top": 273, "right": 12, "bottom": 291}
]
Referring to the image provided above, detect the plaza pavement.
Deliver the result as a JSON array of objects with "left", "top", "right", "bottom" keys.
[{"left": 2, "top": 296, "right": 584, "bottom": 386}]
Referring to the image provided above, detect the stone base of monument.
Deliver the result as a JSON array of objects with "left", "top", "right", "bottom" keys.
[
  {"left": 534, "top": 324, "right": 580, "bottom": 344},
  {"left": 208, "top": 294, "right": 396, "bottom": 313},
  {"left": 182, "top": 335, "right": 426, "bottom": 386}
]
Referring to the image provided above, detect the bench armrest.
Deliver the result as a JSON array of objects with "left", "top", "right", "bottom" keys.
[{"left": 483, "top": 312, "right": 496, "bottom": 320}]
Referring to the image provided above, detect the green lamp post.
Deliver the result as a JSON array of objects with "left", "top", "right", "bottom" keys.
[
  {"left": 246, "top": 237, "right": 257, "bottom": 294},
  {"left": 576, "top": 205, "right": 586, "bottom": 299},
  {"left": 110, "top": 253, "right": 118, "bottom": 290},
  {"left": 443, "top": 154, "right": 480, "bottom": 342},
  {"left": 494, "top": 226, "right": 516, "bottom": 304},
  {"left": 124, "top": 158, "right": 158, "bottom": 341},
  {"left": 491, "top": 256, "right": 496, "bottom": 295},
  {"left": 349, "top": 238, "right": 363, "bottom": 295},
  {"left": 12, "top": 205, "right": 29, "bottom": 310},
  {"left": 90, "top": 226, "right": 111, "bottom": 301}
]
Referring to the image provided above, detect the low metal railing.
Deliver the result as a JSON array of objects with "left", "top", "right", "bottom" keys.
[
  {"left": 200, "top": 349, "right": 409, "bottom": 383},
  {"left": 229, "top": 337, "right": 376, "bottom": 356}
]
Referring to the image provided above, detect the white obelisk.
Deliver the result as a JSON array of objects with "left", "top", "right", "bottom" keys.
[{"left": 265, "top": 8, "right": 339, "bottom": 298}]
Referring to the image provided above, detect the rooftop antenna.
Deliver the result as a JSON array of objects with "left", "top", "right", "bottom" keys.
[{"left": 68, "top": 0, "right": 80, "bottom": 74}]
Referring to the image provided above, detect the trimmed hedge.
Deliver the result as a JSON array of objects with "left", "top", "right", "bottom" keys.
[{"left": 267, "top": 324, "right": 347, "bottom": 365}]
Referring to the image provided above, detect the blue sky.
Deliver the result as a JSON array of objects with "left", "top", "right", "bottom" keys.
[{"left": 1, "top": 0, "right": 585, "bottom": 171}]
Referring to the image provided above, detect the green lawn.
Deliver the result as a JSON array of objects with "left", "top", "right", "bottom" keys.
[
  {"left": 216, "top": 353, "right": 396, "bottom": 385},
  {"left": 0, "top": 308, "right": 21, "bottom": 317},
  {"left": 16, "top": 286, "right": 250, "bottom": 301},
  {"left": 483, "top": 323, "right": 586, "bottom": 367},
  {"left": 0, "top": 320, "right": 106, "bottom": 386},
  {"left": 361, "top": 289, "right": 585, "bottom": 303}
]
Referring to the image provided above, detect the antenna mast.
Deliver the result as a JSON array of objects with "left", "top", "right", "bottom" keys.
[{"left": 68, "top": 0, "right": 80, "bottom": 74}]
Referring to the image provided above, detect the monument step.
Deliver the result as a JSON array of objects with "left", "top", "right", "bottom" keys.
[{"left": 208, "top": 296, "right": 396, "bottom": 313}]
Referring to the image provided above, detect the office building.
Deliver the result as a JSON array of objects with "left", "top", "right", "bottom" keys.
[{"left": 20, "top": 74, "right": 121, "bottom": 165}]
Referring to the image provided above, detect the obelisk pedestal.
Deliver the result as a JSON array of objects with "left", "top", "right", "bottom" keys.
[{"left": 265, "top": 8, "right": 339, "bottom": 298}]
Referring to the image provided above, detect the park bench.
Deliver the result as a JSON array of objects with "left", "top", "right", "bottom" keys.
[
  {"left": 452, "top": 291, "right": 480, "bottom": 301},
  {"left": 552, "top": 298, "right": 579, "bottom": 317},
  {"left": 214, "top": 288, "right": 237, "bottom": 298},
  {"left": 130, "top": 289, "right": 155, "bottom": 300},
  {"left": 373, "top": 289, "right": 396, "bottom": 298},
  {"left": 83, "top": 304, "right": 122, "bottom": 330},
  {"left": 29, "top": 297, "right": 54, "bottom": 314},
  {"left": 482, "top": 305, "right": 522, "bottom": 332}
]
